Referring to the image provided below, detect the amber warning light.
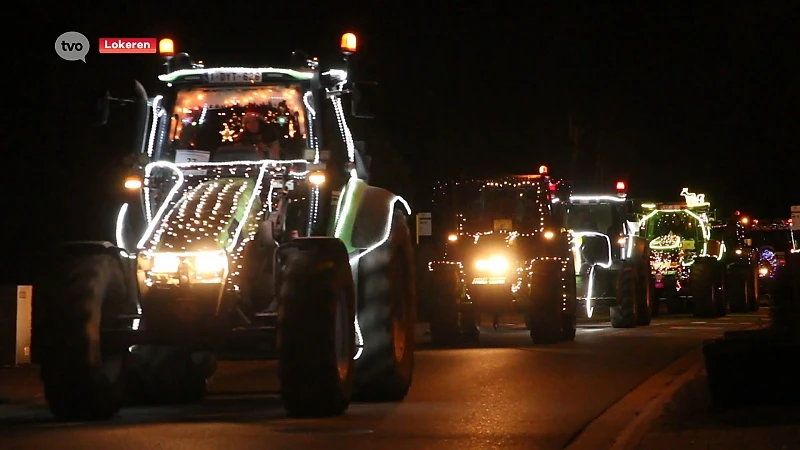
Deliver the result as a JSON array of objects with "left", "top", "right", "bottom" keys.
[
  {"left": 538, "top": 165, "right": 548, "bottom": 174},
  {"left": 159, "top": 38, "right": 174, "bottom": 55},
  {"left": 341, "top": 33, "right": 357, "bottom": 54}
]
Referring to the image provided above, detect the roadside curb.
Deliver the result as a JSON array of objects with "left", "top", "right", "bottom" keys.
[
  {"left": 566, "top": 322, "right": 768, "bottom": 450},
  {"left": 565, "top": 347, "right": 705, "bottom": 450}
]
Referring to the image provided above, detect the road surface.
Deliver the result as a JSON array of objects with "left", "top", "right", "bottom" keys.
[{"left": 0, "top": 311, "right": 768, "bottom": 450}]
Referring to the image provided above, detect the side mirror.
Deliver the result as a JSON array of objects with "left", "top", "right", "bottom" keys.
[
  {"left": 122, "top": 153, "right": 150, "bottom": 168},
  {"left": 92, "top": 90, "right": 111, "bottom": 126},
  {"left": 351, "top": 81, "right": 379, "bottom": 119}
]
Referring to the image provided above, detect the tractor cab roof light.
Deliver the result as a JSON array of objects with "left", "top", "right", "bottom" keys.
[
  {"left": 159, "top": 38, "right": 174, "bottom": 56},
  {"left": 341, "top": 33, "right": 357, "bottom": 54}
]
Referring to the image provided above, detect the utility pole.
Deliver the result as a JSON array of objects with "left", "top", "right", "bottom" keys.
[{"left": 568, "top": 114, "right": 586, "bottom": 182}]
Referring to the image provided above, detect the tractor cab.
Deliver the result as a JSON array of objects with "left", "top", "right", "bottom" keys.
[
  {"left": 425, "top": 166, "right": 569, "bottom": 280},
  {"left": 432, "top": 166, "right": 565, "bottom": 256},
  {"left": 109, "top": 35, "right": 376, "bottom": 196},
  {"left": 744, "top": 218, "right": 796, "bottom": 281},
  {"left": 639, "top": 188, "right": 717, "bottom": 260},
  {"left": 559, "top": 180, "right": 642, "bottom": 262}
]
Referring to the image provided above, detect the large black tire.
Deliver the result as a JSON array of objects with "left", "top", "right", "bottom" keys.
[
  {"left": 38, "top": 251, "right": 129, "bottom": 421},
  {"left": 124, "top": 346, "right": 213, "bottom": 405},
  {"left": 747, "top": 266, "right": 760, "bottom": 312},
  {"left": 726, "top": 266, "right": 749, "bottom": 313},
  {"left": 692, "top": 258, "right": 724, "bottom": 318},
  {"left": 650, "top": 283, "right": 661, "bottom": 317},
  {"left": 354, "top": 210, "right": 416, "bottom": 402},
  {"left": 636, "top": 264, "right": 653, "bottom": 326},
  {"left": 665, "top": 290, "right": 686, "bottom": 314},
  {"left": 561, "top": 261, "right": 578, "bottom": 341},
  {"left": 460, "top": 304, "right": 481, "bottom": 342},
  {"left": 611, "top": 264, "right": 637, "bottom": 328},
  {"left": 277, "top": 241, "right": 356, "bottom": 417},
  {"left": 427, "top": 266, "right": 463, "bottom": 346},
  {"left": 528, "top": 259, "right": 568, "bottom": 344}
]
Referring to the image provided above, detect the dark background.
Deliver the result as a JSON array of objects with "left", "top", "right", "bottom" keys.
[{"left": 5, "top": 2, "right": 798, "bottom": 284}]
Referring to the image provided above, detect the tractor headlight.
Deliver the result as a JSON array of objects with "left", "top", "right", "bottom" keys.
[
  {"left": 144, "top": 250, "right": 229, "bottom": 285},
  {"left": 475, "top": 256, "right": 509, "bottom": 274}
]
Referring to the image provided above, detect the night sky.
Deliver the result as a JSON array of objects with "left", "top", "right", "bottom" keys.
[{"left": 7, "top": 3, "right": 798, "bottom": 283}]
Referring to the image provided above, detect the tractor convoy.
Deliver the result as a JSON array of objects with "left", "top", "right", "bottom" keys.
[
  {"left": 421, "top": 175, "right": 786, "bottom": 346},
  {"left": 35, "top": 33, "right": 792, "bottom": 424}
]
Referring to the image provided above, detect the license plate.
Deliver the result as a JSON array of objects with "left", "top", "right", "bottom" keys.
[
  {"left": 208, "top": 72, "right": 262, "bottom": 83},
  {"left": 472, "top": 277, "right": 505, "bottom": 285}
]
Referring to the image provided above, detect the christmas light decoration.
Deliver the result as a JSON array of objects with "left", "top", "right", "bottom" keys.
[
  {"left": 650, "top": 233, "right": 681, "bottom": 250},
  {"left": 139, "top": 161, "right": 186, "bottom": 247},
  {"left": 679, "top": 188, "right": 709, "bottom": 207},
  {"left": 331, "top": 82, "right": 356, "bottom": 166},
  {"left": 139, "top": 159, "right": 309, "bottom": 249},
  {"left": 322, "top": 69, "right": 347, "bottom": 81},
  {"left": 172, "top": 86, "right": 307, "bottom": 147},
  {"left": 115, "top": 203, "right": 129, "bottom": 249},
  {"left": 570, "top": 231, "right": 613, "bottom": 319},
  {"left": 567, "top": 195, "right": 626, "bottom": 203},
  {"left": 146, "top": 95, "right": 164, "bottom": 157},
  {"left": 572, "top": 232, "right": 613, "bottom": 268},
  {"left": 302, "top": 91, "right": 320, "bottom": 163},
  {"left": 348, "top": 195, "right": 412, "bottom": 264}
]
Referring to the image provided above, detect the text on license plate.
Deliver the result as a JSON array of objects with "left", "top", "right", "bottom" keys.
[
  {"left": 208, "top": 72, "right": 262, "bottom": 83},
  {"left": 472, "top": 277, "right": 506, "bottom": 285}
]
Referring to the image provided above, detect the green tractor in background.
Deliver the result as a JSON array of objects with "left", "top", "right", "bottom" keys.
[{"left": 638, "top": 188, "right": 758, "bottom": 317}]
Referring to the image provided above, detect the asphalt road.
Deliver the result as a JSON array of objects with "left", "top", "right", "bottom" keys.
[{"left": 0, "top": 311, "right": 768, "bottom": 450}]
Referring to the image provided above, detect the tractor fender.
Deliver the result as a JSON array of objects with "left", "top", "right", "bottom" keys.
[
  {"left": 274, "top": 237, "right": 352, "bottom": 289},
  {"left": 58, "top": 240, "right": 140, "bottom": 307},
  {"left": 350, "top": 186, "right": 411, "bottom": 250}
]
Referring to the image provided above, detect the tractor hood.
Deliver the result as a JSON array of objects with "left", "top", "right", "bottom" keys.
[
  {"left": 147, "top": 178, "right": 260, "bottom": 253},
  {"left": 137, "top": 162, "right": 278, "bottom": 254}
]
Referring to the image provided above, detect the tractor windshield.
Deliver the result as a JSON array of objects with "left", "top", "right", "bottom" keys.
[
  {"left": 566, "top": 203, "right": 621, "bottom": 235},
  {"left": 462, "top": 186, "right": 543, "bottom": 233},
  {"left": 164, "top": 84, "right": 308, "bottom": 162},
  {"left": 643, "top": 211, "right": 705, "bottom": 249},
  {"left": 748, "top": 229, "right": 795, "bottom": 252}
]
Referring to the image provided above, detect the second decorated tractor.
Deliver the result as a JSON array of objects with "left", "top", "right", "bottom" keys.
[
  {"left": 559, "top": 181, "right": 653, "bottom": 327},
  {"left": 424, "top": 166, "right": 577, "bottom": 345}
]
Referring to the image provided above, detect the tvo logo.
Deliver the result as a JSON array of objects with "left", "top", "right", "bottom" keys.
[{"left": 55, "top": 31, "right": 90, "bottom": 63}]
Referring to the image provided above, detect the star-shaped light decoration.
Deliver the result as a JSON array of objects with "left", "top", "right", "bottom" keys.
[{"left": 220, "top": 123, "right": 235, "bottom": 142}]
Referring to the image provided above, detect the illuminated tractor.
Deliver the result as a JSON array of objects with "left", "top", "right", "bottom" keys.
[
  {"left": 743, "top": 216, "right": 798, "bottom": 304},
  {"left": 559, "top": 180, "right": 653, "bottom": 327},
  {"left": 425, "top": 166, "right": 578, "bottom": 345},
  {"left": 705, "top": 213, "right": 760, "bottom": 312},
  {"left": 638, "top": 188, "right": 755, "bottom": 317},
  {"left": 35, "top": 34, "right": 417, "bottom": 420}
]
